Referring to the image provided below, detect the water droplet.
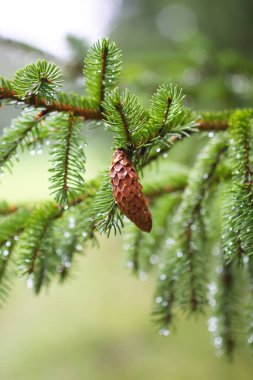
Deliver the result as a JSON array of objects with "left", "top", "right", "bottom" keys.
[
  {"left": 156, "top": 296, "right": 163, "bottom": 304},
  {"left": 159, "top": 328, "right": 170, "bottom": 337},
  {"left": 243, "top": 256, "right": 249, "bottom": 264},
  {"left": 160, "top": 273, "right": 167, "bottom": 281},
  {"left": 208, "top": 282, "right": 217, "bottom": 294},
  {"left": 14, "top": 235, "right": 19, "bottom": 241},
  {"left": 215, "top": 265, "right": 223, "bottom": 274},
  {"left": 208, "top": 317, "right": 218, "bottom": 332},
  {"left": 127, "top": 261, "right": 134, "bottom": 269},
  {"left": 208, "top": 299, "right": 216, "bottom": 307},
  {"left": 56, "top": 265, "right": 63, "bottom": 273},
  {"left": 214, "top": 336, "right": 223, "bottom": 349},
  {"left": 139, "top": 271, "right": 148, "bottom": 281},
  {"left": 69, "top": 216, "right": 75, "bottom": 229},
  {"left": 56, "top": 248, "right": 63, "bottom": 256},
  {"left": 64, "top": 261, "right": 71, "bottom": 268},
  {"left": 26, "top": 276, "right": 34, "bottom": 289},
  {"left": 156, "top": 148, "right": 161, "bottom": 153},
  {"left": 5, "top": 241, "right": 11, "bottom": 247},
  {"left": 176, "top": 250, "right": 183, "bottom": 258},
  {"left": 3, "top": 250, "right": 9, "bottom": 256},
  {"left": 166, "top": 238, "right": 175, "bottom": 247},
  {"left": 150, "top": 255, "right": 159, "bottom": 264}
]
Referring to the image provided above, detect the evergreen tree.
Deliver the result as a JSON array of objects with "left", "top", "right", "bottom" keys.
[{"left": 0, "top": 38, "right": 252, "bottom": 358}]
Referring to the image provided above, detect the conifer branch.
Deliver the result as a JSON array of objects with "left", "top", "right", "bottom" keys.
[
  {"left": 103, "top": 89, "right": 147, "bottom": 149},
  {"left": 12, "top": 60, "right": 64, "bottom": 102},
  {"left": 210, "top": 258, "right": 245, "bottom": 358},
  {"left": 246, "top": 256, "right": 253, "bottom": 352},
  {"left": 0, "top": 85, "right": 235, "bottom": 133},
  {"left": 0, "top": 83, "right": 231, "bottom": 131},
  {"left": 223, "top": 110, "right": 253, "bottom": 262},
  {"left": 0, "top": 85, "right": 101, "bottom": 119},
  {"left": 196, "top": 120, "right": 229, "bottom": 131},
  {"left": 84, "top": 38, "right": 122, "bottom": 108},
  {"left": 48, "top": 114, "right": 86, "bottom": 205},
  {"left": 99, "top": 43, "right": 108, "bottom": 106},
  {"left": 0, "top": 209, "right": 31, "bottom": 305},
  {"left": 1, "top": 37, "right": 253, "bottom": 357},
  {"left": 153, "top": 135, "right": 227, "bottom": 329},
  {"left": 0, "top": 109, "right": 48, "bottom": 172},
  {"left": 115, "top": 102, "right": 132, "bottom": 144}
]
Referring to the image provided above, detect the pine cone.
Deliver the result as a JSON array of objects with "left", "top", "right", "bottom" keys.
[{"left": 110, "top": 149, "right": 152, "bottom": 232}]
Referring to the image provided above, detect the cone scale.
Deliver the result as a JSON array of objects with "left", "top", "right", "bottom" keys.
[{"left": 110, "top": 149, "right": 152, "bottom": 232}]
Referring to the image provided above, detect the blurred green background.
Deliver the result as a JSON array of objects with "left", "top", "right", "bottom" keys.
[{"left": 1, "top": 0, "right": 253, "bottom": 379}]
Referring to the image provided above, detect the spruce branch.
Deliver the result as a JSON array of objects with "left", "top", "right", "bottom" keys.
[
  {"left": 18, "top": 202, "right": 63, "bottom": 293},
  {"left": 1, "top": 37, "right": 253, "bottom": 358},
  {"left": 0, "top": 79, "right": 232, "bottom": 134},
  {"left": 0, "top": 242, "right": 16, "bottom": 307},
  {"left": 103, "top": 89, "right": 147, "bottom": 149},
  {"left": 210, "top": 258, "right": 246, "bottom": 358},
  {"left": 92, "top": 171, "right": 124, "bottom": 236},
  {"left": 0, "top": 109, "right": 48, "bottom": 172},
  {"left": 197, "top": 110, "right": 232, "bottom": 131},
  {"left": 153, "top": 135, "right": 227, "bottom": 329},
  {"left": 148, "top": 85, "right": 185, "bottom": 136},
  {"left": 246, "top": 256, "right": 253, "bottom": 352},
  {"left": 48, "top": 113, "right": 86, "bottom": 205},
  {"left": 12, "top": 60, "right": 64, "bottom": 101},
  {"left": 223, "top": 110, "right": 253, "bottom": 262},
  {"left": 84, "top": 38, "right": 122, "bottom": 108},
  {"left": 0, "top": 82, "right": 101, "bottom": 119},
  {"left": 0, "top": 78, "right": 231, "bottom": 132},
  {"left": 0, "top": 77, "right": 14, "bottom": 106},
  {"left": 142, "top": 111, "right": 197, "bottom": 167},
  {"left": 0, "top": 208, "right": 30, "bottom": 305}
]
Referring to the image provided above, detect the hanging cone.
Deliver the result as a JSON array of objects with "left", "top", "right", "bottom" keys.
[{"left": 110, "top": 149, "right": 152, "bottom": 232}]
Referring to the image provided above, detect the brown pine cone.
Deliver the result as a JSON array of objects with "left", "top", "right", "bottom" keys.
[{"left": 110, "top": 149, "right": 152, "bottom": 232}]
